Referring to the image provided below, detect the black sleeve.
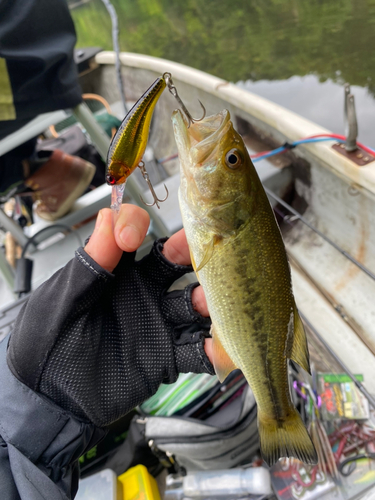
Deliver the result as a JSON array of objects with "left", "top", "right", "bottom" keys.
[
  {"left": 7, "top": 240, "right": 214, "bottom": 427},
  {"left": 0, "top": 335, "right": 106, "bottom": 500},
  {"left": 0, "top": 239, "right": 213, "bottom": 499},
  {"left": 0, "top": 0, "right": 82, "bottom": 123}
]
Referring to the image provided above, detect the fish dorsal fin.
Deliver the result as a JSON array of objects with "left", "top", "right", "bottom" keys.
[
  {"left": 211, "top": 324, "right": 238, "bottom": 382},
  {"left": 287, "top": 304, "right": 311, "bottom": 375},
  {"left": 195, "top": 235, "right": 221, "bottom": 272}
]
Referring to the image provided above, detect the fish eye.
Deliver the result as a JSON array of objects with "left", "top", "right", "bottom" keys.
[{"left": 225, "top": 149, "right": 242, "bottom": 169}]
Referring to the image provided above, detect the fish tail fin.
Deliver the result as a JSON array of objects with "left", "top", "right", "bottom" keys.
[{"left": 258, "top": 408, "right": 318, "bottom": 467}]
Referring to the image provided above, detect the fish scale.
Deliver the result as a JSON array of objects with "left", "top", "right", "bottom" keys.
[
  {"left": 207, "top": 214, "right": 291, "bottom": 413},
  {"left": 173, "top": 107, "right": 318, "bottom": 467}
]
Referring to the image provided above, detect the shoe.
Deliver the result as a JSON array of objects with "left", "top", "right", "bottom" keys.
[{"left": 25, "top": 150, "right": 95, "bottom": 221}]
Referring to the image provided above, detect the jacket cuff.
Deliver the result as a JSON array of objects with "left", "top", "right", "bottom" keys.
[{"left": 75, "top": 246, "right": 115, "bottom": 281}]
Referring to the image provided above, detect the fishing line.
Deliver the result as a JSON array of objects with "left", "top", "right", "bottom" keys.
[{"left": 264, "top": 187, "right": 375, "bottom": 283}]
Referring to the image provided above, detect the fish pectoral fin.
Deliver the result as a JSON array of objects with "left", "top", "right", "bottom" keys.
[
  {"left": 189, "top": 249, "right": 200, "bottom": 281},
  {"left": 211, "top": 325, "right": 238, "bottom": 383},
  {"left": 196, "top": 235, "right": 221, "bottom": 272},
  {"left": 288, "top": 304, "right": 311, "bottom": 375}
]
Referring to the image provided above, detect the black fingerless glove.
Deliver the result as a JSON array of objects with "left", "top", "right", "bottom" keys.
[{"left": 7, "top": 238, "right": 214, "bottom": 427}]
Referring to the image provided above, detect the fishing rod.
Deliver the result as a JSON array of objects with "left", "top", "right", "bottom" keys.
[{"left": 101, "top": 0, "right": 128, "bottom": 115}]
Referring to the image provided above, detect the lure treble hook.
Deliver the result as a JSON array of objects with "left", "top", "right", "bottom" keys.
[
  {"left": 163, "top": 72, "right": 206, "bottom": 127},
  {"left": 138, "top": 161, "right": 169, "bottom": 209}
]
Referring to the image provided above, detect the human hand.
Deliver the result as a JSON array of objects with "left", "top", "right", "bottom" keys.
[
  {"left": 87, "top": 207, "right": 210, "bottom": 317},
  {"left": 85, "top": 205, "right": 213, "bottom": 364},
  {"left": 7, "top": 205, "right": 214, "bottom": 427}
]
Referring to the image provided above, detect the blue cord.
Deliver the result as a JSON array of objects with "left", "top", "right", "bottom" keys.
[
  {"left": 294, "top": 137, "right": 345, "bottom": 145},
  {"left": 252, "top": 137, "right": 347, "bottom": 162},
  {"left": 252, "top": 147, "right": 285, "bottom": 162},
  {"left": 160, "top": 137, "right": 375, "bottom": 165}
]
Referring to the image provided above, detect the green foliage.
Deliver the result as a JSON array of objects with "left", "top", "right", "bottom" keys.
[{"left": 71, "top": 0, "right": 375, "bottom": 93}]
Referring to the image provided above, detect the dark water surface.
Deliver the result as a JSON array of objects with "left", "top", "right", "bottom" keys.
[{"left": 71, "top": 0, "right": 375, "bottom": 147}]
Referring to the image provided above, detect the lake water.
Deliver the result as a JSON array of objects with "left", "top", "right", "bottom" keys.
[{"left": 71, "top": 0, "right": 375, "bottom": 148}]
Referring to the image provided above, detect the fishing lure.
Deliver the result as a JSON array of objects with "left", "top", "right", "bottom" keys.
[
  {"left": 106, "top": 76, "right": 167, "bottom": 214},
  {"left": 106, "top": 72, "right": 206, "bottom": 217}
]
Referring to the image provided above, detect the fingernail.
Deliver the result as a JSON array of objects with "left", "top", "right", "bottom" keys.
[
  {"left": 120, "top": 225, "right": 141, "bottom": 249},
  {"left": 95, "top": 210, "right": 103, "bottom": 230}
]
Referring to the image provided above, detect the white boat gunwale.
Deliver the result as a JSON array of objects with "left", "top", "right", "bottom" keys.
[{"left": 97, "top": 51, "right": 375, "bottom": 201}]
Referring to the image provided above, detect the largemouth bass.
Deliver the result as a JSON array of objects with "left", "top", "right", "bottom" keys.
[{"left": 172, "top": 108, "right": 318, "bottom": 467}]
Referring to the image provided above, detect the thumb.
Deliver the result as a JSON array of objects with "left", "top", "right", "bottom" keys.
[{"left": 85, "top": 205, "right": 150, "bottom": 272}]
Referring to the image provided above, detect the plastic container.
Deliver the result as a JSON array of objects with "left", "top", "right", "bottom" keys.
[
  {"left": 183, "top": 467, "right": 273, "bottom": 497},
  {"left": 140, "top": 373, "right": 194, "bottom": 414},
  {"left": 75, "top": 469, "right": 118, "bottom": 500},
  {"left": 140, "top": 373, "right": 219, "bottom": 417},
  {"left": 118, "top": 464, "right": 161, "bottom": 500},
  {"left": 159, "top": 374, "right": 217, "bottom": 416}
]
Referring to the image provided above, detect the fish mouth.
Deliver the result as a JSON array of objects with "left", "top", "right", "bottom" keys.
[{"left": 172, "top": 108, "right": 231, "bottom": 165}]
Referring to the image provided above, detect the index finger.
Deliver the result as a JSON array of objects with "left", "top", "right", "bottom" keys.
[
  {"left": 162, "top": 228, "right": 191, "bottom": 265},
  {"left": 162, "top": 230, "right": 209, "bottom": 318}
]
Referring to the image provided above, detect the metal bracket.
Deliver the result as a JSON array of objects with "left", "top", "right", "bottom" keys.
[
  {"left": 332, "top": 83, "right": 375, "bottom": 164},
  {"left": 332, "top": 142, "right": 375, "bottom": 166},
  {"left": 344, "top": 83, "right": 358, "bottom": 152}
]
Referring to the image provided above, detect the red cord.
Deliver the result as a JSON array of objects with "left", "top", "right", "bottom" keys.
[
  {"left": 304, "top": 133, "right": 375, "bottom": 156},
  {"left": 251, "top": 148, "right": 287, "bottom": 158},
  {"left": 251, "top": 133, "right": 375, "bottom": 160},
  {"left": 251, "top": 150, "right": 273, "bottom": 158}
]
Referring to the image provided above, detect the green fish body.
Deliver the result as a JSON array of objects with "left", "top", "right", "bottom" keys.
[{"left": 172, "top": 108, "right": 317, "bottom": 467}]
